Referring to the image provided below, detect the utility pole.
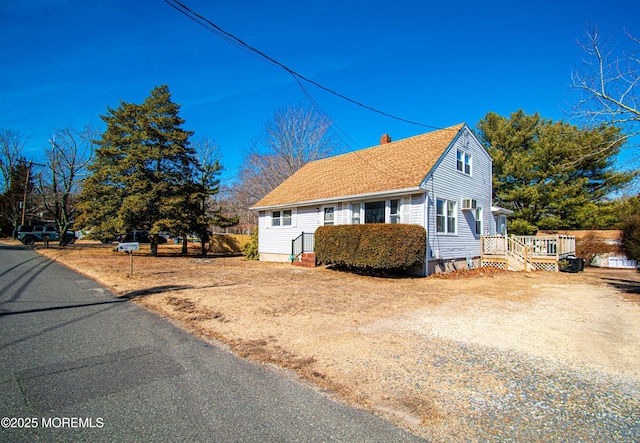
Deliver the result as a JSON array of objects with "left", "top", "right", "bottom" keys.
[
  {"left": 20, "top": 161, "right": 31, "bottom": 226},
  {"left": 18, "top": 159, "right": 45, "bottom": 227}
]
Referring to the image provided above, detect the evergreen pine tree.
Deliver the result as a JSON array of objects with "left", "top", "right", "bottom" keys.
[
  {"left": 477, "top": 110, "right": 637, "bottom": 234},
  {"left": 77, "top": 85, "right": 196, "bottom": 255}
]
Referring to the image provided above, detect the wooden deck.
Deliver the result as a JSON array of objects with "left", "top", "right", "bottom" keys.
[{"left": 481, "top": 235, "right": 576, "bottom": 272}]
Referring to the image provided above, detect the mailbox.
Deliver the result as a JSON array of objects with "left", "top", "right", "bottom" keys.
[{"left": 117, "top": 242, "right": 139, "bottom": 252}]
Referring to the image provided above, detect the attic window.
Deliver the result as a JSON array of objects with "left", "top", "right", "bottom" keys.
[{"left": 456, "top": 150, "right": 471, "bottom": 175}]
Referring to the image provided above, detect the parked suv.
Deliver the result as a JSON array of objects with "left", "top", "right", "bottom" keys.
[
  {"left": 17, "top": 225, "right": 76, "bottom": 245},
  {"left": 117, "top": 230, "right": 167, "bottom": 244}
]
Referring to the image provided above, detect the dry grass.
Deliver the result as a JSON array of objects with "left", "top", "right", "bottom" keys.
[{"left": 21, "top": 240, "right": 640, "bottom": 441}]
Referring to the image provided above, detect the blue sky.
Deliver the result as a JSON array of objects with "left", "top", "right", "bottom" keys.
[{"left": 1, "top": 0, "right": 639, "bottom": 181}]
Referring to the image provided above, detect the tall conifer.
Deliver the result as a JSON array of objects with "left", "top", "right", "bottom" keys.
[{"left": 77, "top": 85, "right": 196, "bottom": 255}]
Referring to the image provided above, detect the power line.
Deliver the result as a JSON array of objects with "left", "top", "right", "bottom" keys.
[
  {"left": 164, "top": 0, "right": 446, "bottom": 130},
  {"left": 164, "top": 0, "right": 464, "bottom": 185}
]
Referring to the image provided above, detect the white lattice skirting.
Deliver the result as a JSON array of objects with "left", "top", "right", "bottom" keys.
[
  {"left": 531, "top": 261, "right": 558, "bottom": 272},
  {"left": 481, "top": 261, "right": 507, "bottom": 270},
  {"left": 482, "top": 260, "right": 559, "bottom": 272}
]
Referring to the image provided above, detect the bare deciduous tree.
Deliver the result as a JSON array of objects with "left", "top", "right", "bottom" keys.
[
  {"left": 572, "top": 25, "right": 640, "bottom": 144},
  {"left": 38, "top": 125, "right": 96, "bottom": 245},
  {"left": 234, "top": 105, "right": 339, "bottom": 218},
  {"left": 0, "top": 128, "right": 29, "bottom": 194},
  {"left": 0, "top": 129, "right": 33, "bottom": 234}
]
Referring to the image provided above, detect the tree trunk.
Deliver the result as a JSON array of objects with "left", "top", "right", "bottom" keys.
[
  {"left": 200, "top": 231, "right": 209, "bottom": 257},
  {"left": 150, "top": 234, "right": 159, "bottom": 256},
  {"left": 181, "top": 233, "right": 188, "bottom": 254}
]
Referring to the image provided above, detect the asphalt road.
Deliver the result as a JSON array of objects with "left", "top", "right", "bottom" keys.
[{"left": 0, "top": 243, "right": 424, "bottom": 442}]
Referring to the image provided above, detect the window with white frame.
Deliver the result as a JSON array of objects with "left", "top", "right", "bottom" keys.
[
  {"left": 436, "top": 198, "right": 457, "bottom": 234},
  {"left": 351, "top": 203, "right": 361, "bottom": 224},
  {"left": 456, "top": 150, "right": 471, "bottom": 175},
  {"left": 324, "top": 207, "right": 334, "bottom": 225},
  {"left": 364, "top": 201, "right": 385, "bottom": 223},
  {"left": 271, "top": 211, "right": 281, "bottom": 226},
  {"left": 271, "top": 209, "right": 292, "bottom": 227},
  {"left": 390, "top": 199, "right": 400, "bottom": 224},
  {"left": 282, "top": 209, "right": 292, "bottom": 226},
  {"left": 475, "top": 207, "right": 482, "bottom": 235}
]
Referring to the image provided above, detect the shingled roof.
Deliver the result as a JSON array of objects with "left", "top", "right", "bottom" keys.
[{"left": 252, "top": 123, "right": 465, "bottom": 209}]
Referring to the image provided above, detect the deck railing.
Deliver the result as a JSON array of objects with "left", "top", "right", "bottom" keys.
[
  {"left": 514, "top": 235, "right": 575, "bottom": 258},
  {"left": 482, "top": 234, "right": 575, "bottom": 258},
  {"left": 481, "top": 234, "right": 576, "bottom": 271}
]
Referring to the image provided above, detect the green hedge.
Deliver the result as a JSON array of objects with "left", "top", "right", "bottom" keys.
[{"left": 315, "top": 224, "right": 426, "bottom": 271}]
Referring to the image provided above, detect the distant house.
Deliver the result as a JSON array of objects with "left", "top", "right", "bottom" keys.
[
  {"left": 550, "top": 230, "right": 638, "bottom": 269},
  {"left": 251, "top": 123, "right": 509, "bottom": 276}
]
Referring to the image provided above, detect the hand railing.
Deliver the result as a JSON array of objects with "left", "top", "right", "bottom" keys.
[{"left": 291, "top": 232, "right": 315, "bottom": 262}]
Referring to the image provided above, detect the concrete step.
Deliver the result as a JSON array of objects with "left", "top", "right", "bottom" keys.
[{"left": 292, "top": 253, "right": 316, "bottom": 267}]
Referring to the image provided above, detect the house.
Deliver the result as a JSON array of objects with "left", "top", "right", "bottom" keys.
[
  {"left": 546, "top": 230, "right": 638, "bottom": 269},
  {"left": 251, "top": 123, "right": 506, "bottom": 276}
]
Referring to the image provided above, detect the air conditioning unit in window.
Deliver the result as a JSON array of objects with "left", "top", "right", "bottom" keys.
[{"left": 461, "top": 198, "right": 477, "bottom": 210}]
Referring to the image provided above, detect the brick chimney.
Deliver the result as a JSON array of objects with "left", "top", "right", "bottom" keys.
[{"left": 380, "top": 134, "right": 391, "bottom": 144}]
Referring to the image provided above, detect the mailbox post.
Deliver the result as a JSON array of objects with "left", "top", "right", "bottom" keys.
[{"left": 117, "top": 242, "right": 139, "bottom": 277}]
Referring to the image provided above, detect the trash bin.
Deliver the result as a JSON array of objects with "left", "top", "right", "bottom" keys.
[{"left": 560, "top": 256, "right": 585, "bottom": 273}]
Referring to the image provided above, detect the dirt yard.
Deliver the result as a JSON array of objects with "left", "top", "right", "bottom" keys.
[{"left": 22, "top": 241, "right": 640, "bottom": 441}]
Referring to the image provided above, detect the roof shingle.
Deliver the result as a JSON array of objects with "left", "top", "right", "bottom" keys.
[{"left": 252, "top": 123, "right": 465, "bottom": 208}]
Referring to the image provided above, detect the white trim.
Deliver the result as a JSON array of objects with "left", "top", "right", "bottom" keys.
[
  {"left": 491, "top": 206, "right": 514, "bottom": 215},
  {"left": 267, "top": 208, "right": 297, "bottom": 229},
  {"left": 436, "top": 197, "right": 457, "bottom": 235},
  {"left": 456, "top": 149, "right": 472, "bottom": 176},
  {"left": 251, "top": 187, "right": 424, "bottom": 211},
  {"left": 323, "top": 206, "right": 335, "bottom": 225}
]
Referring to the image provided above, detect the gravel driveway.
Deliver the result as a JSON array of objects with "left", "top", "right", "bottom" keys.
[{"left": 30, "top": 244, "right": 640, "bottom": 442}]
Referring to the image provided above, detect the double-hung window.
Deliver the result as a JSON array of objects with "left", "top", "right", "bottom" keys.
[
  {"left": 456, "top": 150, "right": 471, "bottom": 175},
  {"left": 282, "top": 210, "right": 292, "bottom": 226},
  {"left": 271, "top": 211, "right": 281, "bottom": 226},
  {"left": 436, "top": 199, "right": 457, "bottom": 234},
  {"left": 271, "top": 210, "right": 292, "bottom": 227},
  {"left": 390, "top": 199, "right": 400, "bottom": 224},
  {"left": 475, "top": 207, "right": 482, "bottom": 235}
]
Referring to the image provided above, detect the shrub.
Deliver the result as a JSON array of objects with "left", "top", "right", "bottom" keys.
[
  {"left": 315, "top": 224, "right": 426, "bottom": 271},
  {"left": 209, "top": 234, "right": 251, "bottom": 254},
  {"left": 575, "top": 231, "right": 619, "bottom": 266},
  {"left": 242, "top": 228, "right": 259, "bottom": 260},
  {"left": 508, "top": 218, "right": 538, "bottom": 236},
  {"left": 621, "top": 213, "right": 640, "bottom": 267}
]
